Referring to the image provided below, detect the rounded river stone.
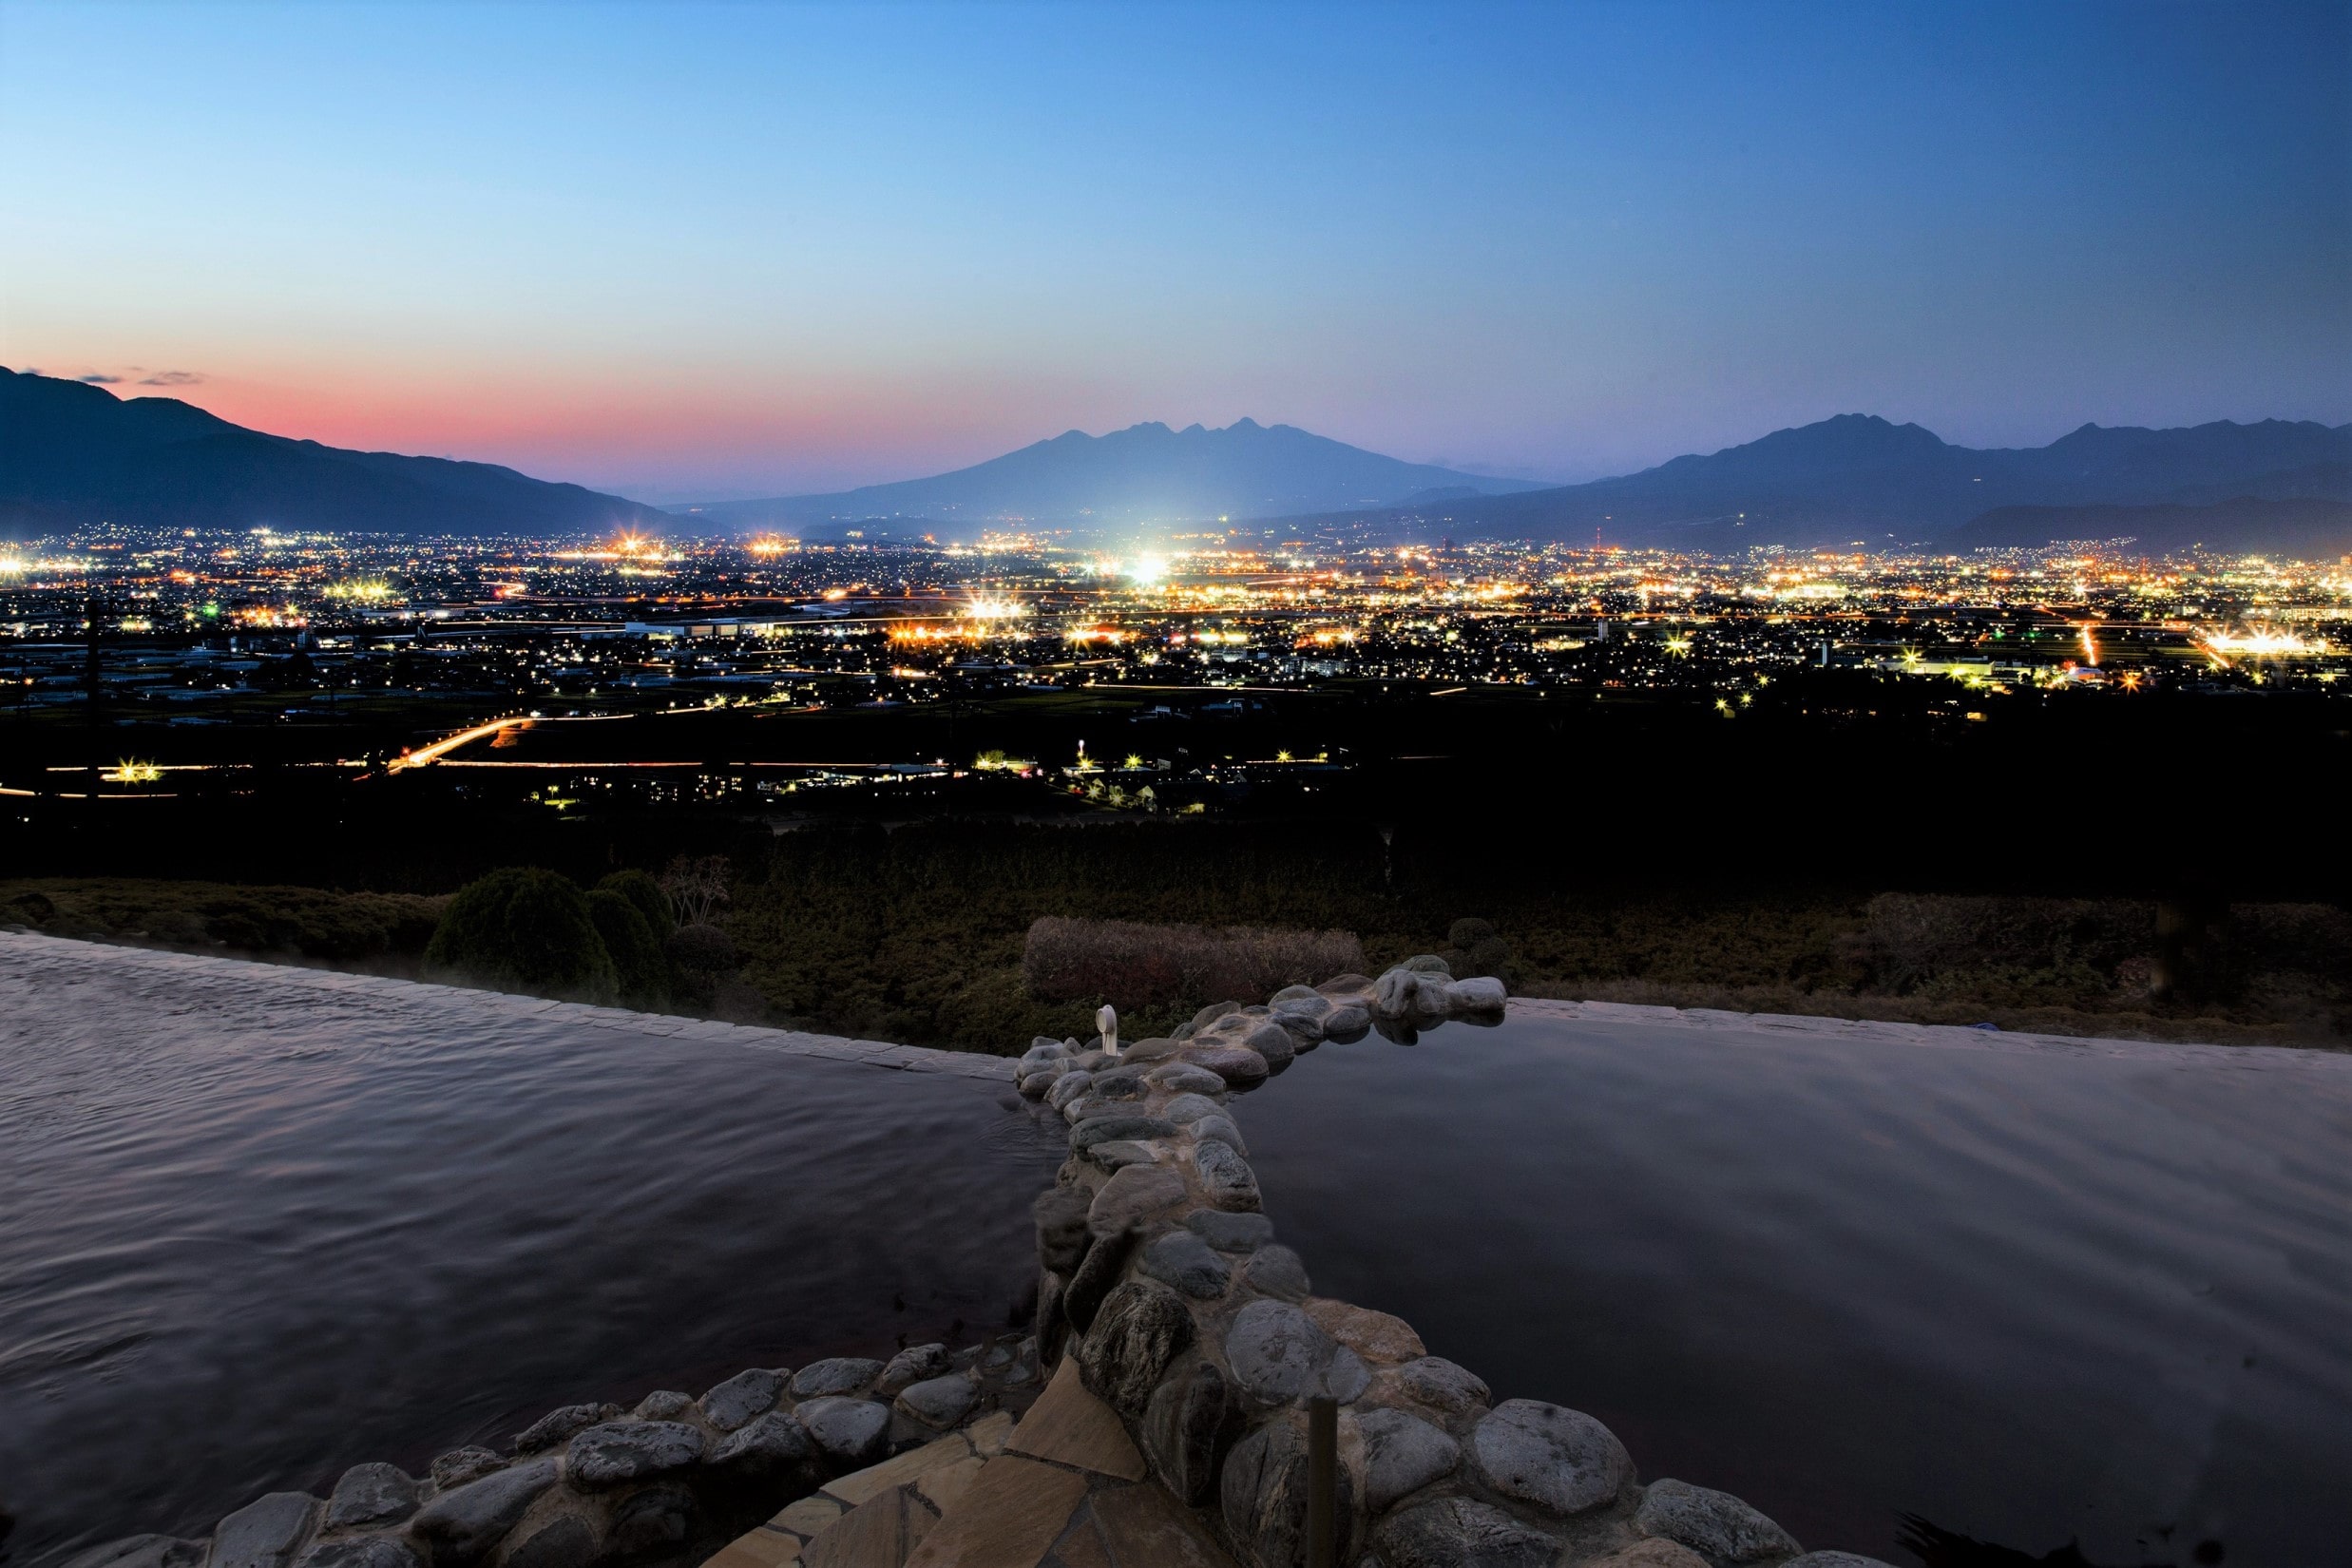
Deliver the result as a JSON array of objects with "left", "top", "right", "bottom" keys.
[
  {"left": 1089, "top": 1162, "right": 1189, "bottom": 1233},
  {"left": 1186, "top": 1209, "right": 1273, "bottom": 1252},
  {"left": 1035, "top": 1186, "right": 1093, "bottom": 1274},
  {"left": 564, "top": 1420, "right": 704, "bottom": 1488},
  {"left": 1078, "top": 1278, "right": 1196, "bottom": 1416},
  {"left": 789, "top": 1357, "right": 882, "bottom": 1398},
  {"left": 1062, "top": 1221, "right": 1140, "bottom": 1334},
  {"left": 1141, "top": 1358, "right": 1241, "bottom": 1505},
  {"left": 509, "top": 1402, "right": 621, "bottom": 1456},
  {"left": 1178, "top": 1044, "right": 1269, "bottom": 1086},
  {"left": 1241, "top": 1022, "right": 1296, "bottom": 1066},
  {"left": 1376, "top": 1497, "right": 1558, "bottom": 1568},
  {"left": 1146, "top": 1062, "right": 1229, "bottom": 1096},
  {"left": 711, "top": 1410, "right": 816, "bottom": 1471},
  {"left": 879, "top": 1342, "right": 950, "bottom": 1392},
  {"left": 632, "top": 1389, "right": 692, "bottom": 1420},
  {"left": 794, "top": 1396, "right": 892, "bottom": 1467},
  {"left": 1089, "top": 1066, "right": 1152, "bottom": 1100},
  {"left": 699, "top": 1367, "right": 786, "bottom": 1430},
  {"left": 1395, "top": 1355, "right": 1491, "bottom": 1417},
  {"left": 1159, "top": 1092, "right": 1225, "bottom": 1124},
  {"left": 1189, "top": 1113, "right": 1248, "bottom": 1155},
  {"left": 209, "top": 1493, "right": 319, "bottom": 1568},
  {"left": 1193, "top": 1138, "right": 1262, "bottom": 1211},
  {"left": 1140, "top": 1229, "right": 1233, "bottom": 1298},
  {"left": 1637, "top": 1479, "right": 1803, "bottom": 1563},
  {"left": 408, "top": 1457, "right": 560, "bottom": 1565},
  {"left": 324, "top": 1462, "right": 416, "bottom": 1529},
  {"left": 1240, "top": 1244, "right": 1310, "bottom": 1301},
  {"left": 1355, "top": 1406, "right": 1462, "bottom": 1512},
  {"left": 430, "top": 1448, "right": 504, "bottom": 1490},
  {"left": 1224, "top": 1298, "right": 1366, "bottom": 1404},
  {"left": 1088, "top": 1138, "right": 1159, "bottom": 1172},
  {"left": 1470, "top": 1399, "right": 1634, "bottom": 1517},
  {"left": 896, "top": 1373, "right": 979, "bottom": 1428},
  {"left": 1221, "top": 1418, "right": 1359, "bottom": 1568},
  {"left": 1047, "top": 1071, "right": 1095, "bottom": 1110},
  {"left": 1075, "top": 1114, "right": 1172, "bottom": 1150}
]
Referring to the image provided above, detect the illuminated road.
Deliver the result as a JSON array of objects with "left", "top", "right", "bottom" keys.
[{"left": 386, "top": 715, "right": 528, "bottom": 771}]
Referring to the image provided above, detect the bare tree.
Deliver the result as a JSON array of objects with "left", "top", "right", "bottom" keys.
[{"left": 660, "top": 855, "right": 733, "bottom": 927}]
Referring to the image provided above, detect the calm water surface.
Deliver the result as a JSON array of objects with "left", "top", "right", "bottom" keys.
[
  {"left": 0, "top": 946, "right": 1064, "bottom": 1565},
  {"left": 1242, "top": 1013, "right": 2352, "bottom": 1568},
  {"left": 10, "top": 946, "right": 2349, "bottom": 1568}
]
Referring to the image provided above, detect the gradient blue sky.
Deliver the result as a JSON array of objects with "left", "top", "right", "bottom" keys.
[{"left": 3, "top": 0, "right": 2346, "bottom": 502}]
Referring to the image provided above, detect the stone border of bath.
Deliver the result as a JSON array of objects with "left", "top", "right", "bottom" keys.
[
  {"left": 0, "top": 929, "right": 1015, "bottom": 1082},
  {"left": 57, "top": 1342, "right": 1046, "bottom": 1568},
  {"left": 1019, "top": 957, "right": 1896, "bottom": 1568}
]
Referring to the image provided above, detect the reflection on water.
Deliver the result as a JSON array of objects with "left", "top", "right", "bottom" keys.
[
  {"left": 1241, "top": 1014, "right": 2352, "bottom": 1568},
  {"left": 0, "top": 950, "right": 1065, "bottom": 1566},
  {"left": 1897, "top": 1512, "right": 2214, "bottom": 1568}
]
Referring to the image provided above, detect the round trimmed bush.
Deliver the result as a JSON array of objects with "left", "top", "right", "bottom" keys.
[
  {"left": 425, "top": 868, "right": 617, "bottom": 1001},
  {"left": 597, "top": 869, "right": 675, "bottom": 942},
  {"left": 586, "top": 889, "right": 668, "bottom": 1007}
]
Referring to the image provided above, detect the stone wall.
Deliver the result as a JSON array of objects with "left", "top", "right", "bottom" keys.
[
  {"left": 1018, "top": 958, "right": 1894, "bottom": 1568},
  {"left": 61, "top": 1343, "right": 1043, "bottom": 1568}
]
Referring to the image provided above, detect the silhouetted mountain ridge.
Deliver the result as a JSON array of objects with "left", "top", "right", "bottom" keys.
[
  {"left": 676, "top": 417, "right": 1556, "bottom": 530},
  {"left": 0, "top": 367, "right": 670, "bottom": 538},
  {"left": 1292, "top": 412, "right": 2352, "bottom": 551}
]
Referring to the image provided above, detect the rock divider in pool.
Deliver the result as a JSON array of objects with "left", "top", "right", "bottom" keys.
[
  {"left": 1021, "top": 956, "right": 1896, "bottom": 1568},
  {"left": 57, "top": 1341, "right": 1044, "bottom": 1568}
]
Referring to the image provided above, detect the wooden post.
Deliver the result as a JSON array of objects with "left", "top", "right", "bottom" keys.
[{"left": 1307, "top": 1394, "right": 1337, "bottom": 1568}]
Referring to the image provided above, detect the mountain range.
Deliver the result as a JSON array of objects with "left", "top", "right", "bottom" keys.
[
  {"left": 0, "top": 367, "right": 669, "bottom": 539},
  {"left": 1292, "top": 413, "right": 2352, "bottom": 552},
  {"left": 6, "top": 363, "right": 2347, "bottom": 555},
  {"left": 675, "top": 418, "right": 1555, "bottom": 533}
]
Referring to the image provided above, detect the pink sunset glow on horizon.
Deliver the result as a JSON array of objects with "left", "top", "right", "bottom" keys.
[{"left": 42, "top": 362, "right": 1148, "bottom": 504}]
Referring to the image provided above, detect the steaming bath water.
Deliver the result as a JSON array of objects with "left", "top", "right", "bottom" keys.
[
  {"left": 8, "top": 935, "right": 2348, "bottom": 1568},
  {"left": 0, "top": 939, "right": 1064, "bottom": 1565},
  {"left": 1242, "top": 1008, "right": 2352, "bottom": 1567}
]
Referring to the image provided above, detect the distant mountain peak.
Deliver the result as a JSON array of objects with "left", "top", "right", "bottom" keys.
[
  {"left": 1, "top": 366, "right": 667, "bottom": 538},
  {"left": 679, "top": 415, "right": 1556, "bottom": 530}
]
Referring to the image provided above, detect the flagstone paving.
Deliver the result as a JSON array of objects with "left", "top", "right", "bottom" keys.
[{"left": 709, "top": 1363, "right": 1233, "bottom": 1568}]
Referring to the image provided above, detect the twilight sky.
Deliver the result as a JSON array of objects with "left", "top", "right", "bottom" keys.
[{"left": 3, "top": 1, "right": 2347, "bottom": 504}]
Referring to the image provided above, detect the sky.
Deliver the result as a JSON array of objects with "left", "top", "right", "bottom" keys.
[{"left": 3, "top": 1, "right": 2347, "bottom": 504}]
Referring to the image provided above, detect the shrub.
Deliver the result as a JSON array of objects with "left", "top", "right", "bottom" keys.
[
  {"left": 667, "top": 922, "right": 740, "bottom": 975},
  {"left": 425, "top": 868, "right": 617, "bottom": 1001},
  {"left": 586, "top": 889, "right": 668, "bottom": 1007},
  {"left": 598, "top": 869, "right": 675, "bottom": 942},
  {"left": 1444, "top": 916, "right": 1518, "bottom": 984},
  {"left": 1023, "top": 916, "right": 1366, "bottom": 1009}
]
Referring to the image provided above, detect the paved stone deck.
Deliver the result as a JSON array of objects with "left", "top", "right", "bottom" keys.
[
  {"left": 713, "top": 1364, "right": 1233, "bottom": 1568},
  {"left": 0, "top": 930, "right": 1017, "bottom": 1081}
]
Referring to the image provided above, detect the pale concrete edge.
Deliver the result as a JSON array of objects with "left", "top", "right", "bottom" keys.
[
  {"left": 0, "top": 928, "right": 1019, "bottom": 1080},
  {"left": 1505, "top": 994, "right": 2345, "bottom": 1067}
]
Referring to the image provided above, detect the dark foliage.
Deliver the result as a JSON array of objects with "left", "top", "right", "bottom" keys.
[
  {"left": 585, "top": 889, "right": 668, "bottom": 1007},
  {"left": 424, "top": 868, "right": 617, "bottom": 1002},
  {"left": 597, "top": 869, "right": 675, "bottom": 941},
  {"left": 1023, "top": 916, "right": 1366, "bottom": 1009},
  {"left": 666, "top": 922, "right": 740, "bottom": 975}
]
